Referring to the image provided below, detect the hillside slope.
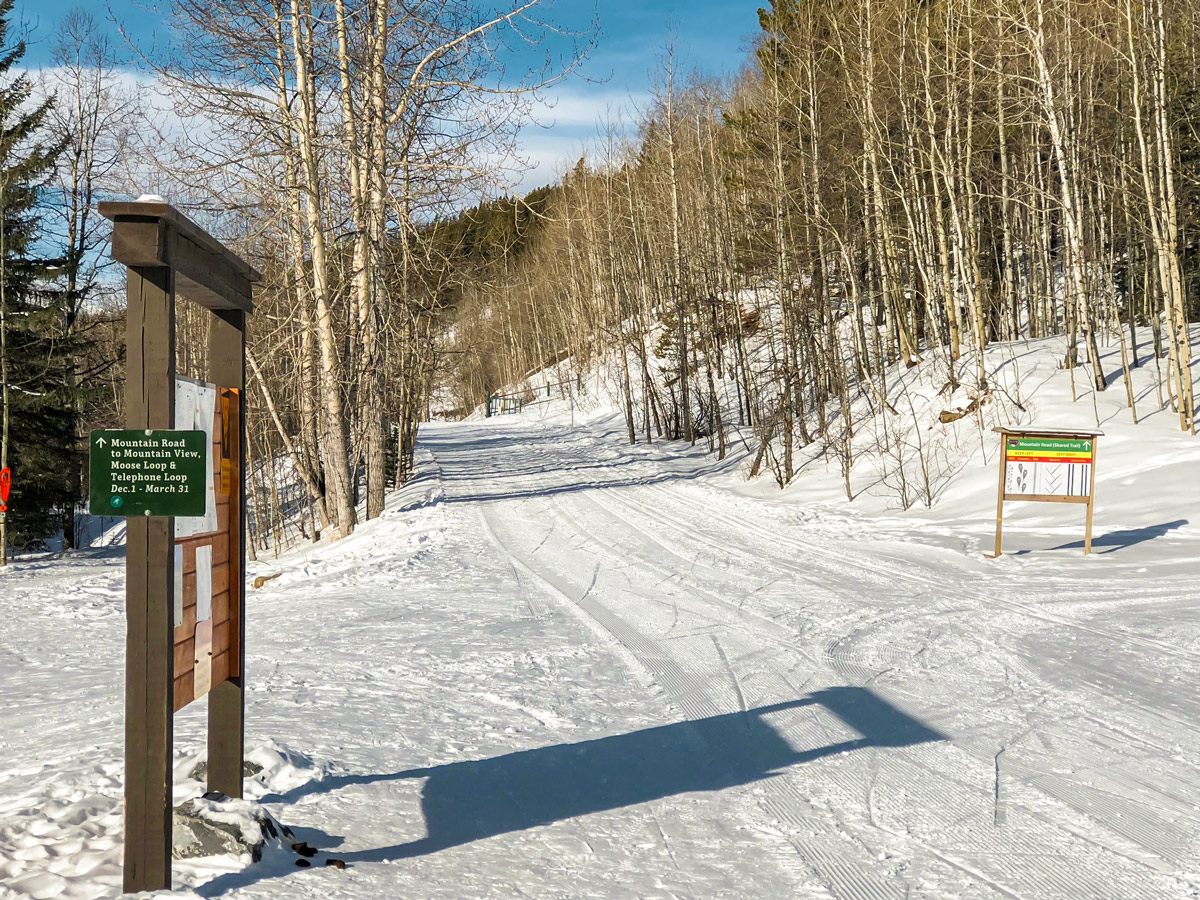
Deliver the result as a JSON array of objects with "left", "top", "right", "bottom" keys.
[{"left": 502, "top": 328, "right": 1199, "bottom": 568}]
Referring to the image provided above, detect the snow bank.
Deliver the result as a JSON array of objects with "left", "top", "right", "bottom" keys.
[
  {"left": 497, "top": 325, "right": 1199, "bottom": 569},
  {"left": 0, "top": 740, "right": 324, "bottom": 900}
]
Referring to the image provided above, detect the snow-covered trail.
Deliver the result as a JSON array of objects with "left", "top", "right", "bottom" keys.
[
  {"left": 423, "top": 417, "right": 1200, "bottom": 900},
  {"left": 2, "top": 414, "right": 1198, "bottom": 900}
]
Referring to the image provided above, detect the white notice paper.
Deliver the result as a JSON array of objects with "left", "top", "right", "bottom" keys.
[
  {"left": 173, "top": 545, "right": 184, "bottom": 628},
  {"left": 174, "top": 377, "right": 219, "bottom": 538},
  {"left": 195, "top": 544, "right": 213, "bottom": 622},
  {"left": 193, "top": 619, "right": 212, "bottom": 700}
]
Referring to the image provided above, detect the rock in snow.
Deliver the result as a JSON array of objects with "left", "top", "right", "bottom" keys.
[{"left": 172, "top": 792, "right": 294, "bottom": 862}]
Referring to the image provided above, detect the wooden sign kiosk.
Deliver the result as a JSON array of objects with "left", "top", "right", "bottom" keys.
[
  {"left": 991, "top": 427, "right": 1102, "bottom": 557},
  {"left": 99, "top": 201, "right": 258, "bottom": 893}
]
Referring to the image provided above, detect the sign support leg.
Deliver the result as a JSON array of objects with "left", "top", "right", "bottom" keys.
[
  {"left": 123, "top": 266, "right": 176, "bottom": 894},
  {"left": 991, "top": 448, "right": 1008, "bottom": 558},
  {"left": 207, "top": 309, "right": 246, "bottom": 797},
  {"left": 1084, "top": 498, "right": 1095, "bottom": 555},
  {"left": 1084, "top": 442, "right": 1098, "bottom": 555}
]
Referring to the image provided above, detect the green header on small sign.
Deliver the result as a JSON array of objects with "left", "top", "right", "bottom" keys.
[
  {"left": 88, "top": 430, "right": 207, "bottom": 517},
  {"left": 1007, "top": 438, "right": 1092, "bottom": 453}
]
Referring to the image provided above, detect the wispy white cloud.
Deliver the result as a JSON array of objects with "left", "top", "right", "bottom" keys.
[
  {"left": 526, "top": 85, "right": 650, "bottom": 131},
  {"left": 497, "top": 84, "right": 650, "bottom": 193},
  {"left": 21, "top": 63, "right": 653, "bottom": 204}
]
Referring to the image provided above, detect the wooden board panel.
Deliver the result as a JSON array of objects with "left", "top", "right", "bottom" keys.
[
  {"left": 227, "top": 387, "right": 242, "bottom": 678},
  {"left": 211, "top": 589, "right": 229, "bottom": 626},
  {"left": 174, "top": 639, "right": 194, "bottom": 673},
  {"left": 213, "top": 619, "right": 230, "bottom": 656},
  {"left": 174, "top": 597, "right": 196, "bottom": 644},
  {"left": 1003, "top": 493, "right": 1091, "bottom": 504},
  {"left": 173, "top": 671, "right": 194, "bottom": 713},
  {"left": 210, "top": 651, "right": 229, "bottom": 688},
  {"left": 212, "top": 562, "right": 230, "bottom": 600},
  {"left": 211, "top": 533, "right": 230, "bottom": 566}
]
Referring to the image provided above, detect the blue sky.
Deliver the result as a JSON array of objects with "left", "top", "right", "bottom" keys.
[{"left": 13, "top": 0, "right": 763, "bottom": 193}]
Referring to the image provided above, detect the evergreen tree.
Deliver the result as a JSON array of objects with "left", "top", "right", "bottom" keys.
[{"left": 0, "top": 0, "right": 69, "bottom": 554}]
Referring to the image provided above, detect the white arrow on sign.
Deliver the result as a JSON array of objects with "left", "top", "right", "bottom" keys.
[{"left": 95, "top": 436, "right": 107, "bottom": 448}]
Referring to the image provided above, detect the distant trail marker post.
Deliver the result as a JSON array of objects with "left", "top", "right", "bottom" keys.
[
  {"left": 990, "top": 427, "right": 1102, "bottom": 557},
  {"left": 96, "top": 201, "right": 258, "bottom": 893}
]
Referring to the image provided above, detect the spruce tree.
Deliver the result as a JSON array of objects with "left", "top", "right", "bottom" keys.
[{"left": 0, "top": 0, "right": 69, "bottom": 554}]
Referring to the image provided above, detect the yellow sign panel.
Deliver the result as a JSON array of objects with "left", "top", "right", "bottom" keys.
[{"left": 219, "top": 393, "right": 233, "bottom": 496}]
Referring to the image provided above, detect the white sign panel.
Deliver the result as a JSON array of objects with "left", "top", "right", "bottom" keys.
[
  {"left": 192, "top": 543, "right": 214, "bottom": 700},
  {"left": 195, "top": 544, "right": 213, "bottom": 622},
  {"left": 173, "top": 545, "right": 184, "bottom": 628},
  {"left": 174, "top": 377, "right": 218, "bottom": 537},
  {"left": 1004, "top": 460, "right": 1094, "bottom": 497},
  {"left": 193, "top": 619, "right": 212, "bottom": 700}
]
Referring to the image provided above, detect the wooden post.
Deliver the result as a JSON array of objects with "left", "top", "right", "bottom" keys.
[
  {"left": 207, "top": 309, "right": 247, "bottom": 797},
  {"left": 101, "top": 200, "right": 258, "bottom": 891},
  {"left": 123, "top": 265, "right": 176, "bottom": 894},
  {"left": 992, "top": 441, "right": 1008, "bottom": 558},
  {"left": 1084, "top": 439, "right": 1098, "bottom": 555}
]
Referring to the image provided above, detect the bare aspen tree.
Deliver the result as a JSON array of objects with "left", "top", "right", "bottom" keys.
[
  {"left": 135, "top": 0, "right": 593, "bottom": 544},
  {"left": 443, "top": 0, "right": 1199, "bottom": 501},
  {"left": 38, "top": 11, "right": 140, "bottom": 549}
]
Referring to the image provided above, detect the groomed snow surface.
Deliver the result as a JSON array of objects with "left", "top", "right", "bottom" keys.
[{"left": 2, "top": 335, "right": 1199, "bottom": 899}]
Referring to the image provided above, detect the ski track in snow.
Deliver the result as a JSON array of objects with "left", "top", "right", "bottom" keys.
[
  {"left": 2, "top": 415, "right": 1199, "bottom": 899},
  {"left": 442, "top": 418, "right": 1200, "bottom": 900}
]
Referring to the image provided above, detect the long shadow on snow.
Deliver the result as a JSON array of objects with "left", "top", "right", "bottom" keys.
[
  {"left": 1013, "top": 519, "right": 1189, "bottom": 555},
  {"left": 200, "top": 688, "right": 944, "bottom": 895},
  {"left": 1049, "top": 519, "right": 1188, "bottom": 554}
]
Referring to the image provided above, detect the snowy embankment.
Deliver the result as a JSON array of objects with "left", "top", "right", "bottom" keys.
[
  {"left": 1, "top": 332, "right": 1198, "bottom": 899},
  {"left": 515, "top": 327, "right": 1199, "bottom": 569}
]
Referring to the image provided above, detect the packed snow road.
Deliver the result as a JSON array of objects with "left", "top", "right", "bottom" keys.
[
  {"left": 2, "top": 414, "right": 1198, "bottom": 900},
  {"left": 422, "top": 417, "right": 1200, "bottom": 900}
]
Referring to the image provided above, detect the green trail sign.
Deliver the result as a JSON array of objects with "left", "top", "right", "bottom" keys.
[{"left": 88, "top": 430, "right": 207, "bottom": 517}]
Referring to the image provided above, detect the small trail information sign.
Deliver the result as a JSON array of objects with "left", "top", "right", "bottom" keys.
[
  {"left": 991, "top": 427, "right": 1102, "bottom": 557},
  {"left": 88, "top": 430, "right": 207, "bottom": 517},
  {"left": 1004, "top": 436, "right": 1095, "bottom": 498}
]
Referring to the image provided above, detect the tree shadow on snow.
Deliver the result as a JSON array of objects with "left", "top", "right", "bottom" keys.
[
  {"left": 199, "top": 687, "right": 943, "bottom": 895},
  {"left": 437, "top": 470, "right": 700, "bottom": 506},
  {"left": 425, "top": 449, "right": 705, "bottom": 506},
  {"left": 417, "top": 421, "right": 751, "bottom": 506}
]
